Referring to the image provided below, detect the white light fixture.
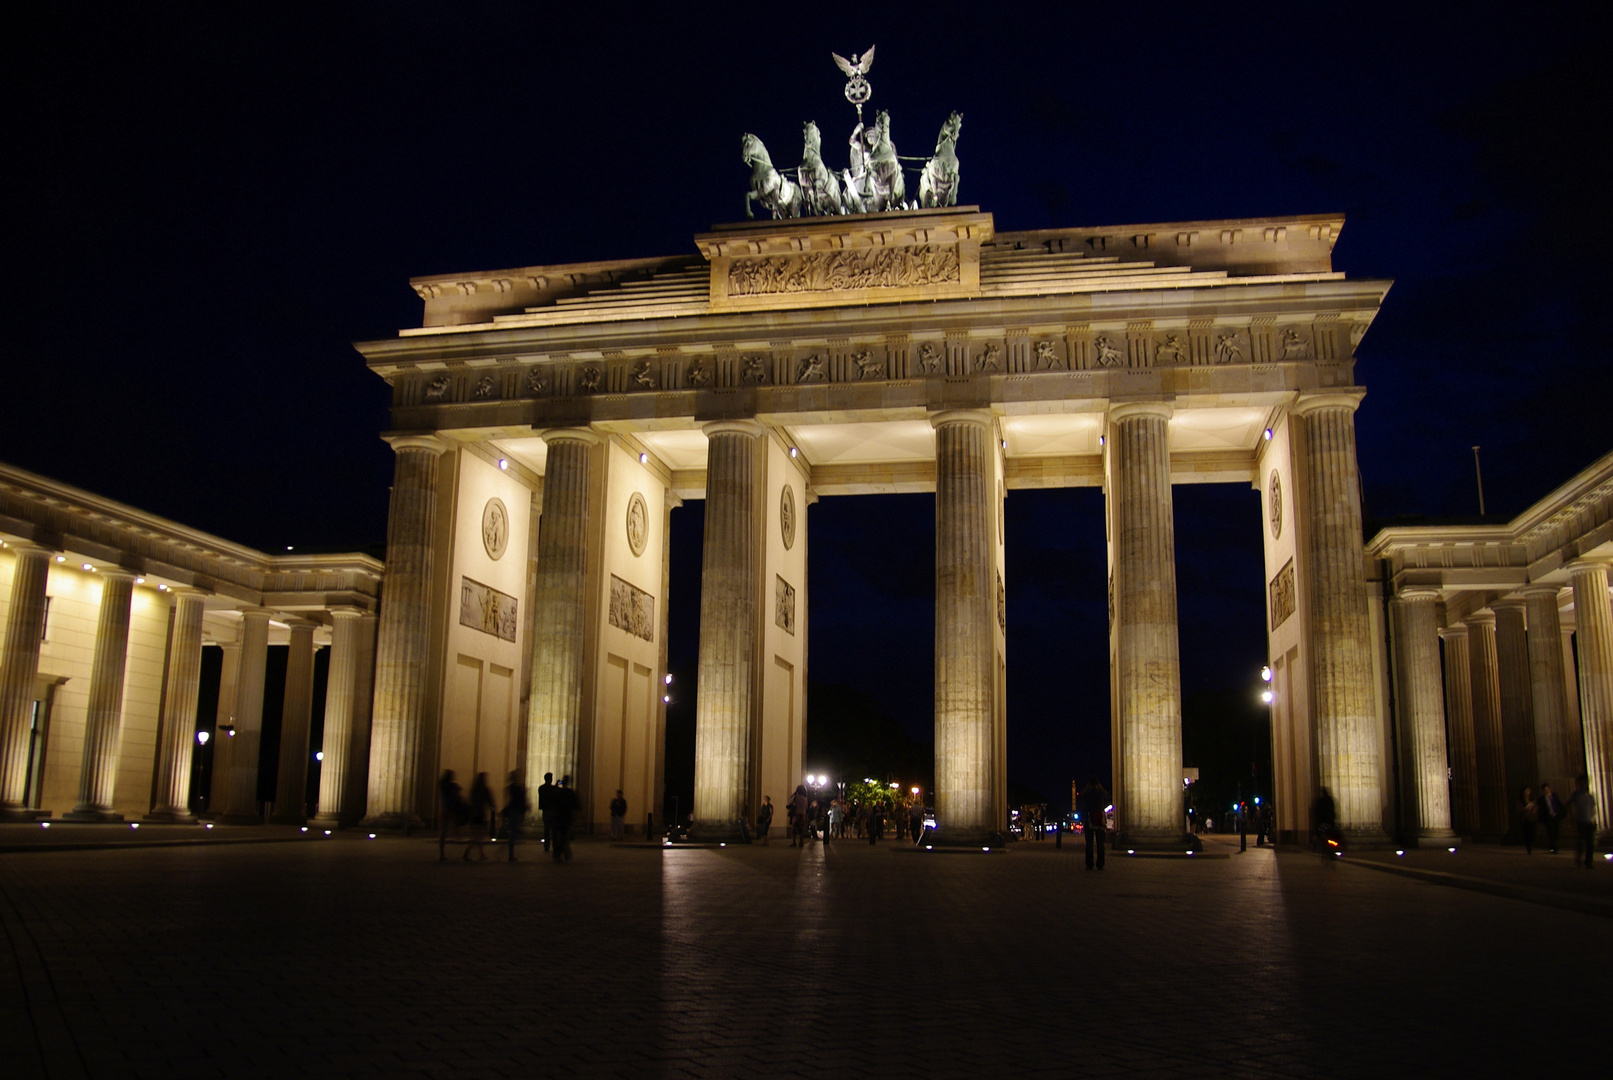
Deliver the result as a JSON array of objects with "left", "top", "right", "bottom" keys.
[
  {"left": 664, "top": 673, "right": 672, "bottom": 685},
  {"left": 197, "top": 731, "right": 210, "bottom": 746},
  {"left": 301, "top": 826, "right": 308, "bottom": 833},
  {"left": 789, "top": 447, "right": 798, "bottom": 458},
  {"left": 135, "top": 576, "right": 146, "bottom": 584},
  {"left": 286, "top": 546, "right": 293, "bottom": 552},
  {"left": 662, "top": 694, "right": 670, "bottom": 703},
  {"left": 55, "top": 555, "right": 65, "bottom": 562},
  {"left": 158, "top": 584, "right": 169, "bottom": 591},
  {"left": 368, "top": 833, "right": 376, "bottom": 840},
  {"left": 314, "top": 751, "right": 324, "bottom": 761},
  {"left": 638, "top": 452, "right": 648, "bottom": 464},
  {"left": 83, "top": 563, "right": 94, "bottom": 571},
  {"left": 40, "top": 822, "right": 50, "bottom": 829},
  {"left": 498, "top": 458, "right": 508, "bottom": 470},
  {"left": 1395, "top": 849, "right": 1405, "bottom": 856},
  {"left": 1261, "top": 690, "right": 1274, "bottom": 704},
  {"left": 1098, "top": 435, "right": 1106, "bottom": 447},
  {"left": 130, "top": 823, "right": 139, "bottom": 829},
  {"left": 1264, "top": 428, "right": 1273, "bottom": 441},
  {"left": 1261, "top": 666, "right": 1272, "bottom": 682},
  {"left": 324, "top": 830, "right": 332, "bottom": 836},
  {"left": 1001, "top": 440, "right": 1008, "bottom": 449},
  {"left": 205, "top": 823, "right": 214, "bottom": 830}
]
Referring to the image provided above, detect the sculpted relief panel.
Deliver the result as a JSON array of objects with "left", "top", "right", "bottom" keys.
[
  {"left": 727, "top": 245, "right": 960, "bottom": 297},
  {"left": 460, "top": 577, "right": 518, "bottom": 643},
  {"left": 1269, "top": 559, "right": 1296, "bottom": 631},
  {"left": 609, "top": 575, "right": 655, "bottom": 642}
]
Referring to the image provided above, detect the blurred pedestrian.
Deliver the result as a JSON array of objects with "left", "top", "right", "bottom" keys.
[
  {"left": 610, "top": 789, "right": 627, "bottom": 841},
  {"left": 1078, "top": 777, "right": 1109, "bottom": 870},
  {"left": 551, "top": 774, "right": 579, "bottom": 863},
  {"left": 465, "top": 772, "right": 495, "bottom": 860},
  {"left": 757, "top": 795, "right": 773, "bottom": 844},
  {"left": 910, "top": 800, "right": 925, "bottom": 844},
  {"left": 1538, "top": 783, "right": 1564, "bottom": 854},
  {"left": 1520, "top": 785, "right": 1538, "bottom": 854},
  {"left": 502, "top": 770, "right": 530, "bottom": 862},
  {"left": 789, "top": 785, "right": 808, "bottom": 847},
  {"left": 1567, "top": 774, "right": 1596, "bottom": 868},
  {"left": 437, "top": 770, "right": 469, "bottom": 862},
  {"left": 537, "top": 772, "right": 556, "bottom": 852},
  {"left": 1238, "top": 801, "right": 1248, "bottom": 852},
  {"left": 1311, "top": 787, "right": 1336, "bottom": 854}
]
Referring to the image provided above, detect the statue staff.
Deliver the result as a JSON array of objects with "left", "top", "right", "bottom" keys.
[{"left": 833, "top": 46, "right": 875, "bottom": 123}]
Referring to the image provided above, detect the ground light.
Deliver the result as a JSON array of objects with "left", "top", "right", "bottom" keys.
[
  {"left": 40, "top": 822, "right": 49, "bottom": 828},
  {"left": 1396, "top": 849, "right": 1406, "bottom": 856}
]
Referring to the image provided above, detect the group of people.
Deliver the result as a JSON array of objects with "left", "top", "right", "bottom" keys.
[
  {"left": 766, "top": 787, "right": 929, "bottom": 847},
  {"left": 1521, "top": 774, "right": 1598, "bottom": 867},
  {"left": 437, "top": 769, "right": 630, "bottom": 863}
]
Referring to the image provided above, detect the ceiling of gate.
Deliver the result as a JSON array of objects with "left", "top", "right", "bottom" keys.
[{"left": 488, "top": 404, "right": 1275, "bottom": 496}]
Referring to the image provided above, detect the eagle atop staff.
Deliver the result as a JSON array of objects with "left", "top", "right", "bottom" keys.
[{"left": 832, "top": 45, "right": 875, "bottom": 118}]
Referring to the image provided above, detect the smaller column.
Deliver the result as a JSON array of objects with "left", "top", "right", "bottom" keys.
[
  {"left": 1439, "top": 625, "right": 1481, "bottom": 837},
  {"left": 147, "top": 590, "right": 207, "bottom": 822},
  {"left": 312, "top": 609, "right": 363, "bottom": 827},
  {"left": 1521, "top": 586, "right": 1574, "bottom": 794},
  {"left": 1567, "top": 561, "right": 1613, "bottom": 840},
  {"left": 219, "top": 608, "right": 272, "bottom": 825},
  {"left": 1492, "top": 600, "right": 1536, "bottom": 836},
  {"left": 1466, "top": 613, "right": 1510, "bottom": 839},
  {"left": 203, "top": 632, "right": 242, "bottom": 817},
  {"left": 0, "top": 541, "right": 55, "bottom": 819},
  {"left": 1397, "top": 588, "right": 1454, "bottom": 840},
  {"left": 64, "top": 569, "right": 137, "bottom": 821},
  {"left": 269, "top": 618, "right": 318, "bottom": 825},
  {"left": 343, "top": 613, "right": 378, "bottom": 823}
]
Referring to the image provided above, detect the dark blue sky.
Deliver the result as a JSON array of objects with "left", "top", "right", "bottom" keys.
[{"left": 7, "top": 4, "right": 1608, "bottom": 809}]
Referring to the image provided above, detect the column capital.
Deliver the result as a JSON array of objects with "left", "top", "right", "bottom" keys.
[
  {"left": 325, "top": 605, "right": 365, "bottom": 621},
  {"left": 1108, "top": 400, "right": 1173, "bottom": 423},
  {"left": 701, "top": 419, "right": 765, "bottom": 439},
  {"left": 2, "top": 539, "right": 57, "bottom": 558},
  {"left": 95, "top": 567, "right": 139, "bottom": 584},
  {"left": 1398, "top": 586, "right": 1443, "bottom": 603},
  {"left": 539, "top": 426, "right": 602, "bottom": 447},
  {"left": 1291, "top": 389, "right": 1366, "bottom": 416},
  {"left": 928, "top": 408, "right": 993, "bottom": 431},
  {"left": 1565, "top": 558, "right": 1612, "bottom": 579},
  {"left": 1439, "top": 623, "right": 1470, "bottom": 640},
  {"left": 280, "top": 615, "right": 320, "bottom": 633},
  {"left": 1518, "top": 584, "right": 1564, "bottom": 601},
  {"left": 1465, "top": 610, "right": 1497, "bottom": 629},
  {"left": 1490, "top": 597, "right": 1528, "bottom": 614},
  {"left": 383, "top": 432, "right": 448, "bottom": 455}
]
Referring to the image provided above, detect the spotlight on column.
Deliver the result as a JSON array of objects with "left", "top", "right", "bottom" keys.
[
  {"left": 1264, "top": 428, "right": 1273, "bottom": 441},
  {"left": 197, "top": 731, "right": 210, "bottom": 746},
  {"left": 1261, "top": 690, "right": 1274, "bottom": 704},
  {"left": 83, "top": 563, "right": 94, "bottom": 571},
  {"left": 136, "top": 576, "right": 145, "bottom": 584},
  {"left": 314, "top": 751, "right": 323, "bottom": 761},
  {"left": 498, "top": 458, "right": 509, "bottom": 470},
  {"left": 1098, "top": 435, "right": 1105, "bottom": 447},
  {"left": 789, "top": 447, "right": 798, "bottom": 458},
  {"left": 664, "top": 674, "right": 673, "bottom": 685},
  {"left": 55, "top": 555, "right": 65, "bottom": 562},
  {"left": 662, "top": 694, "right": 670, "bottom": 704},
  {"left": 1261, "top": 666, "right": 1272, "bottom": 682},
  {"left": 638, "top": 452, "right": 648, "bottom": 464}
]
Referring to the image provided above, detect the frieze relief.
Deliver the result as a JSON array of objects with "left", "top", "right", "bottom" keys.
[
  {"left": 1269, "top": 559, "right": 1296, "bottom": 631},
  {"left": 608, "top": 574, "right": 655, "bottom": 641},
  {"left": 460, "top": 577, "right": 518, "bottom": 643},
  {"left": 775, "top": 575, "right": 796, "bottom": 635},
  {"left": 727, "top": 244, "right": 960, "bottom": 297}
]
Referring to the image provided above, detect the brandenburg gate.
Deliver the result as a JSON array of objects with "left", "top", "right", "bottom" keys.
[{"left": 355, "top": 205, "right": 1397, "bottom": 847}]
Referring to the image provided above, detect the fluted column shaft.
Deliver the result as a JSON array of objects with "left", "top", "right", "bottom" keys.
[
  {"left": 931, "top": 411, "right": 996, "bottom": 843},
  {"left": 1568, "top": 562, "right": 1613, "bottom": 836},
  {"left": 68, "top": 570, "right": 136, "bottom": 819},
  {"left": 365, "top": 435, "right": 446, "bottom": 825},
  {"left": 524, "top": 429, "right": 598, "bottom": 790},
  {"left": 1493, "top": 601, "right": 1536, "bottom": 830},
  {"left": 1467, "top": 615, "right": 1509, "bottom": 837},
  {"left": 1522, "top": 587, "right": 1573, "bottom": 793},
  {"left": 693, "top": 421, "right": 763, "bottom": 836},
  {"left": 149, "top": 591, "right": 206, "bottom": 820},
  {"left": 220, "top": 609, "right": 271, "bottom": 823},
  {"left": 1109, "top": 403, "right": 1182, "bottom": 844},
  {"left": 1397, "top": 590, "right": 1453, "bottom": 837},
  {"left": 0, "top": 543, "right": 53, "bottom": 815},
  {"left": 205, "top": 636, "right": 241, "bottom": 814},
  {"left": 344, "top": 614, "right": 378, "bottom": 822},
  {"left": 1439, "top": 626, "right": 1481, "bottom": 836},
  {"left": 1294, "top": 394, "right": 1384, "bottom": 838},
  {"left": 313, "top": 610, "right": 363, "bottom": 825},
  {"left": 270, "top": 619, "right": 317, "bottom": 824}
]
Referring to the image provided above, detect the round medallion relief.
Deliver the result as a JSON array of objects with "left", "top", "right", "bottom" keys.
[
  {"left": 780, "top": 484, "right": 796, "bottom": 550},
  {"left": 481, "top": 497, "right": 509, "bottom": 561},
  {"left": 1268, "top": 470, "right": 1283, "bottom": 540},
  {"left": 625, "top": 491, "right": 649, "bottom": 557}
]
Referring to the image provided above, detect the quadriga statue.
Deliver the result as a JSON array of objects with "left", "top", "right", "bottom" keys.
[
  {"left": 919, "top": 111, "right": 962, "bottom": 209},
  {"left": 797, "top": 122, "right": 843, "bottom": 216},
  {"left": 742, "top": 133, "right": 802, "bottom": 220}
]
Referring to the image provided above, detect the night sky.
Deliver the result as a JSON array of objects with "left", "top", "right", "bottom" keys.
[{"left": 8, "top": 4, "right": 1609, "bottom": 815}]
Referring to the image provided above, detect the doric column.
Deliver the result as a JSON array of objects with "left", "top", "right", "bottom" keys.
[
  {"left": 147, "top": 590, "right": 207, "bottom": 821},
  {"left": 269, "top": 617, "right": 317, "bottom": 825},
  {"left": 524, "top": 428, "right": 599, "bottom": 790},
  {"left": 1292, "top": 392, "right": 1384, "bottom": 840},
  {"left": 1439, "top": 625, "right": 1481, "bottom": 836},
  {"left": 65, "top": 570, "right": 137, "bottom": 821},
  {"left": 1521, "top": 586, "right": 1574, "bottom": 793},
  {"left": 1108, "top": 402, "right": 1183, "bottom": 846},
  {"left": 692, "top": 420, "right": 763, "bottom": 838},
  {"left": 1561, "top": 620, "right": 1585, "bottom": 775},
  {"left": 1567, "top": 561, "right": 1613, "bottom": 837},
  {"left": 931, "top": 410, "right": 996, "bottom": 844},
  {"left": 204, "top": 631, "right": 242, "bottom": 816},
  {"left": 343, "top": 613, "right": 378, "bottom": 822},
  {"left": 1466, "top": 613, "right": 1509, "bottom": 838},
  {"left": 219, "top": 608, "right": 271, "bottom": 824},
  {"left": 0, "top": 542, "right": 54, "bottom": 818},
  {"left": 1492, "top": 600, "right": 1536, "bottom": 832},
  {"left": 1396, "top": 588, "right": 1453, "bottom": 838},
  {"left": 312, "top": 609, "right": 363, "bottom": 826},
  {"left": 364, "top": 434, "right": 446, "bottom": 827}
]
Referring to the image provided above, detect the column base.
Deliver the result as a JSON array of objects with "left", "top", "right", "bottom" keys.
[
  {"left": 61, "top": 808, "right": 125, "bottom": 823},
  {"left": 362, "top": 811, "right": 424, "bottom": 832},
  {"left": 0, "top": 807, "right": 51, "bottom": 822},
  {"left": 1413, "top": 830, "right": 1459, "bottom": 849},
  {"left": 310, "top": 813, "right": 343, "bottom": 830},
  {"left": 689, "top": 821, "right": 750, "bottom": 844},
  {"left": 142, "top": 810, "right": 197, "bottom": 824},
  {"left": 1339, "top": 827, "right": 1394, "bottom": 850}
]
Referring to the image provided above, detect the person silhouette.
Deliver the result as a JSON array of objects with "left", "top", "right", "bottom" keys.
[
  {"left": 1078, "top": 777, "right": 1110, "bottom": 870},
  {"left": 537, "top": 772, "right": 556, "bottom": 853},
  {"left": 502, "top": 770, "right": 530, "bottom": 862},
  {"left": 551, "top": 774, "right": 579, "bottom": 863},
  {"left": 437, "top": 770, "right": 468, "bottom": 862}
]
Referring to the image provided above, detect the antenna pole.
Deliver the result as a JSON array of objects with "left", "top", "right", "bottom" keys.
[{"left": 1472, "top": 445, "right": 1486, "bottom": 516}]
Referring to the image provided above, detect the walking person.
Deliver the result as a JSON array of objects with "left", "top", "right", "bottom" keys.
[
  {"left": 1238, "top": 801, "right": 1248, "bottom": 853},
  {"left": 789, "top": 784, "right": 808, "bottom": 847},
  {"left": 465, "top": 772, "right": 496, "bottom": 860},
  {"left": 1312, "top": 787, "right": 1337, "bottom": 855},
  {"left": 609, "top": 789, "right": 627, "bottom": 841},
  {"left": 1520, "top": 786, "right": 1538, "bottom": 854},
  {"left": 551, "top": 775, "right": 579, "bottom": 863},
  {"left": 910, "top": 800, "right": 925, "bottom": 845},
  {"left": 1078, "top": 777, "right": 1109, "bottom": 870},
  {"left": 1538, "top": 783, "right": 1564, "bottom": 854},
  {"left": 437, "top": 770, "right": 468, "bottom": 863},
  {"left": 537, "top": 772, "right": 557, "bottom": 853},
  {"left": 502, "top": 770, "right": 530, "bottom": 862},
  {"left": 1567, "top": 774, "right": 1597, "bottom": 868},
  {"left": 757, "top": 795, "right": 773, "bottom": 844}
]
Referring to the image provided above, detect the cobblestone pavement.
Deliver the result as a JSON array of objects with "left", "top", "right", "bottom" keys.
[{"left": 2, "top": 833, "right": 1608, "bottom": 1079}]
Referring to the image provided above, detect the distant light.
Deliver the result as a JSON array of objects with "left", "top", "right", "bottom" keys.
[
  {"left": 638, "top": 453, "right": 648, "bottom": 464},
  {"left": 719, "top": 843, "right": 726, "bottom": 848},
  {"left": 1263, "top": 428, "right": 1273, "bottom": 441},
  {"left": 663, "top": 839, "right": 671, "bottom": 847},
  {"left": 1001, "top": 440, "right": 1007, "bottom": 449},
  {"left": 1261, "top": 690, "right": 1275, "bottom": 704},
  {"left": 197, "top": 731, "right": 210, "bottom": 745},
  {"left": 1261, "top": 666, "right": 1272, "bottom": 682},
  {"left": 1232, "top": 802, "right": 1239, "bottom": 811},
  {"left": 1254, "top": 797, "right": 1260, "bottom": 805},
  {"left": 1127, "top": 849, "right": 1135, "bottom": 855},
  {"left": 314, "top": 751, "right": 323, "bottom": 761},
  {"left": 890, "top": 782, "right": 899, "bottom": 789},
  {"left": 926, "top": 845, "right": 933, "bottom": 851},
  {"left": 911, "top": 787, "right": 920, "bottom": 795},
  {"left": 158, "top": 584, "right": 169, "bottom": 591},
  {"left": 55, "top": 555, "right": 66, "bottom": 562},
  {"left": 286, "top": 546, "right": 293, "bottom": 551},
  {"left": 1104, "top": 805, "right": 1113, "bottom": 814},
  {"left": 983, "top": 846, "right": 991, "bottom": 851},
  {"left": 83, "top": 563, "right": 94, "bottom": 571},
  {"left": 789, "top": 447, "right": 798, "bottom": 458},
  {"left": 136, "top": 576, "right": 146, "bottom": 584},
  {"left": 498, "top": 458, "right": 508, "bottom": 469},
  {"left": 1186, "top": 851, "right": 1194, "bottom": 856}
]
